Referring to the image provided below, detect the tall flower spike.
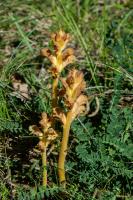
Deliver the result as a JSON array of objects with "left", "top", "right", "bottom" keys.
[
  {"left": 41, "top": 30, "right": 76, "bottom": 110},
  {"left": 58, "top": 69, "right": 88, "bottom": 187}
]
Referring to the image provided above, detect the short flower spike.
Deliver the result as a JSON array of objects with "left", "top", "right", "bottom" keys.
[{"left": 29, "top": 112, "right": 58, "bottom": 187}]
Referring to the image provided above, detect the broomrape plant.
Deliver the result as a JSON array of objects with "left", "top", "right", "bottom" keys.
[{"left": 29, "top": 30, "right": 99, "bottom": 188}]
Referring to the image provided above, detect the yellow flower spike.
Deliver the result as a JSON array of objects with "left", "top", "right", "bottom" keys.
[
  {"left": 41, "top": 30, "right": 75, "bottom": 110},
  {"left": 29, "top": 112, "right": 58, "bottom": 188},
  {"left": 58, "top": 69, "right": 88, "bottom": 187}
]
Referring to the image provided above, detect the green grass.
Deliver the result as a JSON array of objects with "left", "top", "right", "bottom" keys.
[{"left": 0, "top": 0, "right": 133, "bottom": 199}]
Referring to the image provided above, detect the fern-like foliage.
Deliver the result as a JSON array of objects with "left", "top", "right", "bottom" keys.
[{"left": 69, "top": 104, "right": 133, "bottom": 197}]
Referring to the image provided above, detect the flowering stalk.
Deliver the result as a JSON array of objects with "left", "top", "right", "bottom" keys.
[
  {"left": 30, "top": 30, "right": 99, "bottom": 188},
  {"left": 41, "top": 30, "right": 75, "bottom": 110},
  {"left": 57, "top": 70, "right": 88, "bottom": 187},
  {"left": 29, "top": 113, "right": 58, "bottom": 187}
]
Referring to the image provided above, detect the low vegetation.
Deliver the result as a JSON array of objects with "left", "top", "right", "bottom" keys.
[{"left": 0, "top": 0, "right": 132, "bottom": 199}]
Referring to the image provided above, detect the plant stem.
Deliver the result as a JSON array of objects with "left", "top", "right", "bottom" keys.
[
  {"left": 58, "top": 111, "right": 72, "bottom": 188},
  {"left": 42, "top": 143, "right": 47, "bottom": 187},
  {"left": 52, "top": 77, "right": 59, "bottom": 108}
]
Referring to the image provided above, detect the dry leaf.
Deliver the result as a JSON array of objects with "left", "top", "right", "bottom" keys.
[{"left": 11, "top": 75, "right": 30, "bottom": 101}]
